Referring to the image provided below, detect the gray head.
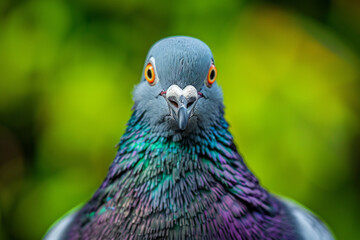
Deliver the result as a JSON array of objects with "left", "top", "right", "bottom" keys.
[{"left": 133, "top": 36, "right": 224, "bottom": 138}]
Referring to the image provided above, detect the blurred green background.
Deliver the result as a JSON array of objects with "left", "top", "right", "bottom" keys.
[{"left": 0, "top": 0, "right": 359, "bottom": 239}]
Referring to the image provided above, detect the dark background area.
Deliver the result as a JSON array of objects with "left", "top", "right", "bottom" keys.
[{"left": 0, "top": 0, "right": 359, "bottom": 239}]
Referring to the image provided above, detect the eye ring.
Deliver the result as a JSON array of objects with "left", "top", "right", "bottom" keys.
[
  {"left": 145, "top": 63, "right": 156, "bottom": 85},
  {"left": 206, "top": 64, "right": 217, "bottom": 87}
]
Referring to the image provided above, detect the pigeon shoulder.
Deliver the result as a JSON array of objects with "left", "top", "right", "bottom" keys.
[
  {"left": 43, "top": 205, "right": 81, "bottom": 240},
  {"left": 279, "top": 196, "right": 335, "bottom": 240}
]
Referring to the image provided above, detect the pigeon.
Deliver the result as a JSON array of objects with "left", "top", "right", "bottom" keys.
[{"left": 44, "top": 36, "right": 335, "bottom": 240}]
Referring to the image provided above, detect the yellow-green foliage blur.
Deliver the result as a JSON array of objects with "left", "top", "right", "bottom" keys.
[{"left": 0, "top": 0, "right": 359, "bottom": 239}]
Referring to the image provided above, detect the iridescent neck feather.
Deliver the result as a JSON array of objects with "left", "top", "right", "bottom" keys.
[{"left": 67, "top": 111, "right": 295, "bottom": 239}]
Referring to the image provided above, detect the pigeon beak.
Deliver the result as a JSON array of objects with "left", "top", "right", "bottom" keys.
[
  {"left": 177, "top": 96, "right": 189, "bottom": 130},
  {"left": 164, "top": 85, "right": 199, "bottom": 131},
  {"left": 178, "top": 106, "right": 188, "bottom": 130}
]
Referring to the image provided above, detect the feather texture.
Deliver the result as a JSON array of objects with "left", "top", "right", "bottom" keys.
[{"left": 64, "top": 112, "right": 296, "bottom": 240}]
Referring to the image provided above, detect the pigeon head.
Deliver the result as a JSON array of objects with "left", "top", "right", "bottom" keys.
[{"left": 133, "top": 36, "right": 224, "bottom": 137}]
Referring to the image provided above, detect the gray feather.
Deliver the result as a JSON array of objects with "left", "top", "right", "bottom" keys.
[
  {"left": 280, "top": 197, "right": 335, "bottom": 240},
  {"left": 43, "top": 208, "right": 79, "bottom": 240}
]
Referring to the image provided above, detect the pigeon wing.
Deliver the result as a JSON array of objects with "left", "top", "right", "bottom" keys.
[
  {"left": 280, "top": 197, "right": 335, "bottom": 240},
  {"left": 43, "top": 205, "right": 81, "bottom": 240}
]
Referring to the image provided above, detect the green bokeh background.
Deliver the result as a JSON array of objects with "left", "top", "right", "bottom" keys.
[{"left": 0, "top": 0, "right": 359, "bottom": 239}]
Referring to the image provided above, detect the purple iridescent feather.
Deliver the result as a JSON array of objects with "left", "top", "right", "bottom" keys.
[{"left": 65, "top": 111, "right": 297, "bottom": 240}]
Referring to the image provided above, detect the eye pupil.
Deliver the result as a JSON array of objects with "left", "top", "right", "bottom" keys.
[
  {"left": 147, "top": 69, "right": 152, "bottom": 79},
  {"left": 210, "top": 69, "right": 215, "bottom": 80}
]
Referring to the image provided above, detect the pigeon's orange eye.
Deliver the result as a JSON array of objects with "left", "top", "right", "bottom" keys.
[
  {"left": 206, "top": 64, "right": 217, "bottom": 87},
  {"left": 145, "top": 63, "right": 155, "bottom": 84}
]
